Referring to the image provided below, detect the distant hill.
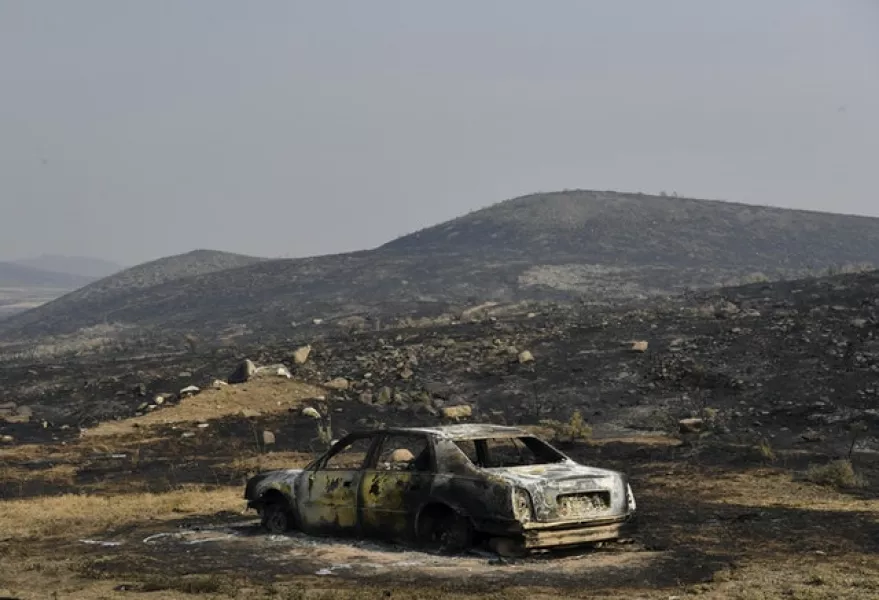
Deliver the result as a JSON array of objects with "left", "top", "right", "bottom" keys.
[
  {"left": 0, "top": 262, "right": 94, "bottom": 288},
  {"left": 12, "top": 255, "right": 125, "bottom": 279},
  {"left": 3, "top": 191, "right": 879, "bottom": 349},
  {"left": 382, "top": 190, "right": 879, "bottom": 270}
]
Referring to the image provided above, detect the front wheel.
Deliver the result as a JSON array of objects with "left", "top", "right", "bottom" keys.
[{"left": 261, "top": 501, "right": 293, "bottom": 534}]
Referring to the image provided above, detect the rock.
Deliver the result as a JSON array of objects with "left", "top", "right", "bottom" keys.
[
  {"left": 254, "top": 364, "right": 292, "bottom": 379},
  {"left": 302, "top": 407, "right": 322, "bottom": 419},
  {"left": 240, "top": 409, "right": 261, "bottom": 418},
  {"left": 518, "top": 350, "right": 534, "bottom": 364},
  {"left": 153, "top": 394, "right": 167, "bottom": 405},
  {"left": 852, "top": 318, "right": 868, "bottom": 329},
  {"left": 324, "top": 377, "right": 350, "bottom": 391},
  {"left": 211, "top": 379, "right": 228, "bottom": 389},
  {"left": 400, "top": 368, "right": 414, "bottom": 380},
  {"left": 228, "top": 359, "right": 257, "bottom": 384},
  {"left": 196, "top": 422, "right": 209, "bottom": 429},
  {"left": 293, "top": 345, "right": 312, "bottom": 365},
  {"left": 679, "top": 418, "right": 704, "bottom": 434},
  {"left": 442, "top": 405, "right": 473, "bottom": 420},
  {"left": 133, "top": 383, "right": 147, "bottom": 397},
  {"left": 178, "top": 385, "right": 200, "bottom": 398},
  {"left": 312, "top": 318, "right": 324, "bottom": 325},
  {"left": 1, "top": 435, "right": 14, "bottom": 444},
  {"left": 262, "top": 430, "right": 276, "bottom": 446},
  {"left": 630, "top": 341, "right": 649, "bottom": 353},
  {"left": 181, "top": 432, "right": 196, "bottom": 438},
  {"left": 358, "top": 392, "right": 374, "bottom": 405}
]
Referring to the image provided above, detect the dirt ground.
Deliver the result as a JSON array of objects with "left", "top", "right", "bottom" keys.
[{"left": 1, "top": 382, "right": 877, "bottom": 600}]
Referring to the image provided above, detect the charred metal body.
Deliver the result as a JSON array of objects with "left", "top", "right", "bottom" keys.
[{"left": 243, "top": 424, "right": 637, "bottom": 553}]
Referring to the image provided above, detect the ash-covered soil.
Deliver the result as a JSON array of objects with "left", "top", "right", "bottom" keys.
[{"left": 3, "top": 270, "right": 879, "bottom": 461}]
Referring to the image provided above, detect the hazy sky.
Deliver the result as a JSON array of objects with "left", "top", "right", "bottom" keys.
[{"left": 1, "top": 1, "right": 878, "bottom": 266}]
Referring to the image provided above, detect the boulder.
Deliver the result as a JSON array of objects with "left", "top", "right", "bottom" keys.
[
  {"left": 630, "top": 341, "right": 649, "bottom": 353},
  {"left": 178, "top": 385, "right": 200, "bottom": 398},
  {"left": 293, "top": 345, "right": 312, "bottom": 365},
  {"left": 325, "top": 377, "right": 350, "bottom": 391},
  {"left": 254, "top": 365, "right": 292, "bottom": 379},
  {"left": 442, "top": 405, "right": 473, "bottom": 420},
  {"left": 518, "top": 350, "right": 534, "bottom": 364},
  {"left": 302, "top": 407, "right": 322, "bottom": 419},
  {"left": 228, "top": 359, "right": 257, "bottom": 384},
  {"left": 0, "top": 435, "right": 14, "bottom": 444},
  {"left": 679, "top": 418, "right": 704, "bottom": 435},
  {"left": 389, "top": 448, "right": 415, "bottom": 463},
  {"left": 262, "top": 430, "right": 276, "bottom": 446}
]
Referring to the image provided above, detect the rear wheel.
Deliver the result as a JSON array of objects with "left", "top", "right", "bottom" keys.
[
  {"left": 261, "top": 500, "right": 293, "bottom": 534},
  {"left": 419, "top": 507, "right": 473, "bottom": 555}
]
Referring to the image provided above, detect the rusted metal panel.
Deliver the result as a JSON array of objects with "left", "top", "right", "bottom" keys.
[{"left": 522, "top": 521, "right": 631, "bottom": 549}]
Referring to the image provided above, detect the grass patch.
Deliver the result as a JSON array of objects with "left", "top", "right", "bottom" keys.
[
  {"left": 0, "top": 485, "right": 242, "bottom": 540},
  {"left": 805, "top": 460, "right": 867, "bottom": 489},
  {"left": 83, "top": 379, "right": 323, "bottom": 438},
  {"left": 140, "top": 574, "right": 238, "bottom": 595}
]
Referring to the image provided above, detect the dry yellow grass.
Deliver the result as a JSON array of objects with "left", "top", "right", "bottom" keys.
[
  {"left": 0, "top": 485, "right": 243, "bottom": 540},
  {"left": 645, "top": 465, "right": 876, "bottom": 513},
  {"left": 84, "top": 379, "right": 324, "bottom": 437},
  {"left": 224, "top": 451, "right": 313, "bottom": 476}
]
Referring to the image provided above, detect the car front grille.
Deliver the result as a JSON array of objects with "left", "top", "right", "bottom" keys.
[{"left": 556, "top": 491, "right": 612, "bottom": 518}]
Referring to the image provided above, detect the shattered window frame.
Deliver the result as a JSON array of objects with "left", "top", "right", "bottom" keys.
[
  {"left": 371, "top": 433, "right": 436, "bottom": 473},
  {"left": 453, "top": 436, "right": 568, "bottom": 469},
  {"left": 315, "top": 434, "right": 379, "bottom": 471}
]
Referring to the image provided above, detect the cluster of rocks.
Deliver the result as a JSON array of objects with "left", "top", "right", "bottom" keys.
[{"left": 4, "top": 272, "right": 879, "bottom": 456}]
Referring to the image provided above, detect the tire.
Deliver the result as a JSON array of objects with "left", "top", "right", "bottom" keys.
[
  {"left": 261, "top": 500, "right": 293, "bottom": 534},
  {"left": 420, "top": 509, "right": 473, "bottom": 555}
]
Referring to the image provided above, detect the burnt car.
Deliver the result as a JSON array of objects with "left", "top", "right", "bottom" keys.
[{"left": 243, "top": 424, "right": 636, "bottom": 554}]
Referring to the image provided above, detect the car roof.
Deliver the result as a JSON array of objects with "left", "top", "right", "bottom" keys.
[{"left": 357, "top": 424, "right": 530, "bottom": 441}]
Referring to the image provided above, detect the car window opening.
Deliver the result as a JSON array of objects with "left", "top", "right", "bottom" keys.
[{"left": 454, "top": 436, "right": 566, "bottom": 468}]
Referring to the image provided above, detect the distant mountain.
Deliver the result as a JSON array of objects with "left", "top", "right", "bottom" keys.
[
  {"left": 0, "top": 261, "right": 94, "bottom": 288},
  {"left": 3, "top": 191, "right": 879, "bottom": 349},
  {"left": 12, "top": 255, "right": 125, "bottom": 279}
]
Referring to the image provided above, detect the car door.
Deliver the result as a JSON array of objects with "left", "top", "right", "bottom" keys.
[
  {"left": 295, "top": 434, "right": 377, "bottom": 536},
  {"left": 359, "top": 433, "right": 435, "bottom": 542}
]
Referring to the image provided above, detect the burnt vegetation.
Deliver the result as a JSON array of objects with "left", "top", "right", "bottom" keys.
[{"left": 2, "top": 191, "right": 879, "bottom": 598}]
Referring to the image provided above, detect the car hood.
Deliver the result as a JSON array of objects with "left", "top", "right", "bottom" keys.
[{"left": 244, "top": 468, "right": 303, "bottom": 501}]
